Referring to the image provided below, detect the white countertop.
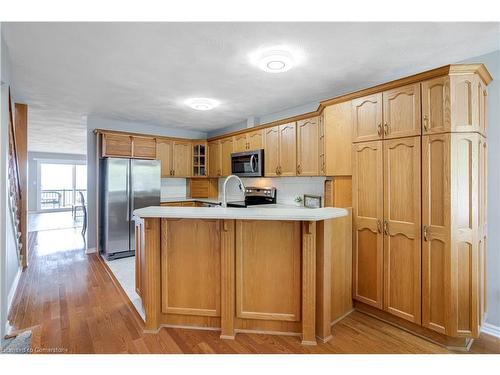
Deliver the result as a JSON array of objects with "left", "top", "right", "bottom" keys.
[
  {"left": 133, "top": 205, "right": 348, "bottom": 221},
  {"left": 161, "top": 197, "right": 220, "bottom": 204}
]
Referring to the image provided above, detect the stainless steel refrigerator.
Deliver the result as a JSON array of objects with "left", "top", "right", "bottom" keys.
[{"left": 100, "top": 158, "right": 160, "bottom": 260}]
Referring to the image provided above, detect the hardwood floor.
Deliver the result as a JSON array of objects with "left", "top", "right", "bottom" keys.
[{"left": 7, "top": 230, "right": 500, "bottom": 354}]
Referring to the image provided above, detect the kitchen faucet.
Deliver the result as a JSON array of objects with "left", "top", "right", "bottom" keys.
[{"left": 222, "top": 175, "right": 245, "bottom": 207}]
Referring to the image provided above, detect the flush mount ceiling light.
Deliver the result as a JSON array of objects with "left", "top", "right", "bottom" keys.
[
  {"left": 249, "top": 45, "right": 303, "bottom": 73},
  {"left": 184, "top": 98, "right": 220, "bottom": 111}
]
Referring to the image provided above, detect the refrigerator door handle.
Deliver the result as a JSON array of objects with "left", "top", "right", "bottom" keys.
[
  {"left": 129, "top": 160, "right": 134, "bottom": 221},
  {"left": 126, "top": 160, "right": 130, "bottom": 222}
]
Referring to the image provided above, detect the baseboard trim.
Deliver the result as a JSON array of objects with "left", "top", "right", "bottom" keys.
[
  {"left": 481, "top": 323, "right": 500, "bottom": 338},
  {"left": 85, "top": 247, "right": 97, "bottom": 254},
  {"left": 7, "top": 267, "right": 22, "bottom": 314}
]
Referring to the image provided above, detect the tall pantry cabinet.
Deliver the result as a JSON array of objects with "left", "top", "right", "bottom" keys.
[{"left": 352, "top": 65, "right": 491, "bottom": 339}]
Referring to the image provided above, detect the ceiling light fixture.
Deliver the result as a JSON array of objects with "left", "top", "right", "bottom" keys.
[
  {"left": 184, "top": 98, "right": 219, "bottom": 111},
  {"left": 249, "top": 45, "right": 303, "bottom": 73}
]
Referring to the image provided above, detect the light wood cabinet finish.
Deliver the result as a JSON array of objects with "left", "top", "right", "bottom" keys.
[
  {"left": 156, "top": 139, "right": 173, "bottom": 177},
  {"left": 382, "top": 84, "right": 421, "bottom": 139},
  {"left": 422, "top": 72, "right": 488, "bottom": 136},
  {"left": 352, "top": 141, "right": 383, "bottom": 309},
  {"left": 208, "top": 140, "right": 222, "bottom": 177},
  {"left": 383, "top": 136, "right": 421, "bottom": 324},
  {"left": 161, "top": 219, "right": 221, "bottom": 317},
  {"left": 220, "top": 137, "right": 233, "bottom": 177},
  {"left": 102, "top": 133, "right": 132, "bottom": 157},
  {"left": 279, "top": 123, "right": 297, "bottom": 176},
  {"left": 236, "top": 220, "right": 301, "bottom": 321},
  {"left": 172, "top": 140, "right": 192, "bottom": 177},
  {"left": 352, "top": 93, "right": 383, "bottom": 143},
  {"left": 323, "top": 101, "right": 352, "bottom": 176},
  {"left": 421, "top": 76, "right": 451, "bottom": 135},
  {"left": 422, "top": 132, "right": 482, "bottom": 338},
  {"left": 233, "top": 134, "right": 248, "bottom": 153},
  {"left": 247, "top": 130, "right": 263, "bottom": 150},
  {"left": 132, "top": 136, "right": 157, "bottom": 159},
  {"left": 296, "top": 117, "right": 319, "bottom": 176},
  {"left": 263, "top": 126, "right": 280, "bottom": 176}
]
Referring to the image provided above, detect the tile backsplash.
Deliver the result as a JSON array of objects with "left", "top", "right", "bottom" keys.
[
  {"left": 161, "top": 176, "right": 327, "bottom": 205},
  {"left": 218, "top": 176, "right": 327, "bottom": 205},
  {"left": 161, "top": 178, "right": 187, "bottom": 199}
]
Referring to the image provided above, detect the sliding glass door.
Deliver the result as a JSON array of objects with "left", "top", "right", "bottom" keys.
[{"left": 38, "top": 162, "right": 87, "bottom": 211}]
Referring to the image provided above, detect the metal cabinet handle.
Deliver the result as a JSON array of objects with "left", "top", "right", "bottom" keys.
[
  {"left": 297, "top": 165, "right": 301, "bottom": 175},
  {"left": 384, "top": 122, "right": 389, "bottom": 136},
  {"left": 423, "top": 115, "right": 429, "bottom": 132},
  {"left": 377, "top": 220, "right": 382, "bottom": 234},
  {"left": 383, "top": 220, "right": 388, "bottom": 235},
  {"left": 377, "top": 123, "right": 382, "bottom": 137},
  {"left": 423, "top": 225, "right": 428, "bottom": 241}
]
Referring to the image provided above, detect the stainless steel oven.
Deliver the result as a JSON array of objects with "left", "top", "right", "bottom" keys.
[{"left": 231, "top": 149, "right": 264, "bottom": 177}]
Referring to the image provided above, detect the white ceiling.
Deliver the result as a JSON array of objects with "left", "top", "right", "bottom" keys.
[{"left": 3, "top": 22, "right": 500, "bottom": 154}]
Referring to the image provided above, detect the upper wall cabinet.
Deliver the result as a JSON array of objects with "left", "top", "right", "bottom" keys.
[
  {"left": 422, "top": 72, "right": 488, "bottom": 136},
  {"left": 133, "top": 136, "right": 157, "bottom": 159},
  {"left": 296, "top": 117, "right": 319, "bottom": 176},
  {"left": 352, "top": 93, "right": 383, "bottom": 143},
  {"left": 263, "top": 123, "right": 296, "bottom": 176},
  {"left": 156, "top": 139, "right": 173, "bottom": 177},
  {"left": 382, "top": 83, "right": 421, "bottom": 139},
  {"left": 101, "top": 133, "right": 156, "bottom": 159},
  {"left": 352, "top": 84, "right": 421, "bottom": 142},
  {"left": 208, "top": 140, "right": 222, "bottom": 177},
  {"left": 102, "top": 133, "right": 132, "bottom": 157},
  {"left": 220, "top": 137, "right": 234, "bottom": 177},
  {"left": 323, "top": 101, "right": 352, "bottom": 176},
  {"left": 233, "top": 130, "right": 263, "bottom": 153},
  {"left": 156, "top": 139, "right": 192, "bottom": 177}
]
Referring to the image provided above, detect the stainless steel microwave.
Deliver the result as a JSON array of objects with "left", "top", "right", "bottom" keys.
[{"left": 231, "top": 149, "right": 264, "bottom": 177}]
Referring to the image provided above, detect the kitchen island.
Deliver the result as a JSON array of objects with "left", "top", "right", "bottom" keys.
[{"left": 133, "top": 205, "right": 351, "bottom": 345}]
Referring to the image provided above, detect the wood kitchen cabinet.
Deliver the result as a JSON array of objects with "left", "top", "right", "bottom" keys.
[
  {"left": 352, "top": 140, "right": 384, "bottom": 309},
  {"left": 323, "top": 101, "right": 352, "bottom": 176},
  {"left": 208, "top": 140, "right": 222, "bottom": 177},
  {"left": 383, "top": 136, "right": 421, "bottom": 324},
  {"left": 352, "top": 93, "right": 383, "bottom": 143},
  {"left": 220, "top": 137, "right": 234, "bottom": 177},
  {"left": 352, "top": 84, "right": 421, "bottom": 142},
  {"left": 421, "top": 132, "right": 483, "bottom": 337},
  {"left": 264, "top": 122, "right": 296, "bottom": 176},
  {"left": 296, "top": 117, "right": 319, "bottom": 176},
  {"left": 156, "top": 139, "right": 192, "bottom": 177},
  {"left": 421, "top": 73, "right": 489, "bottom": 136},
  {"left": 233, "top": 130, "right": 263, "bottom": 153},
  {"left": 156, "top": 139, "right": 173, "bottom": 177},
  {"left": 101, "top": 133, "right": 157, "bottom": 159},
  {"left": 353, "top": 137, "right": 421, "bottom": 323},
  {"left": 102, "top": 133, "right": 133, "bottom": 157}
]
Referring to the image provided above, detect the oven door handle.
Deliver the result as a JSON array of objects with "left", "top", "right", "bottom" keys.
[{"left": 250, "top": 154, "right": 257, "bottom": 173}]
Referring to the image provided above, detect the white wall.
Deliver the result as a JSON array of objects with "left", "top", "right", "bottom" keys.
[
  {"left": 86, "top": 116, "right": 207, "bottom": 252},
  {"left": 161, "top": 178, "right": 187, "bottom": 199},
  {"left": 460, "top": 50, "right": 500, "bottom": 328},
  {"left": 0, "top": 23, "right": 22, "bottom": 338}
]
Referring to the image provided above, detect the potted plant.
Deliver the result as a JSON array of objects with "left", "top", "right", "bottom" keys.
[{"left": 294, "top": 196, "right": 303, "bottom": 207}]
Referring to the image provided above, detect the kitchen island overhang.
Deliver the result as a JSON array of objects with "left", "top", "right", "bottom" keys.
[{"left": 133, "top": 206, "right": 351, "bottom": 345}]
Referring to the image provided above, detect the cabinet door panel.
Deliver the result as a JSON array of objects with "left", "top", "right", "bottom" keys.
[
  {"left": 247, "top": 130, "right": 263, "bottom": 150},
  {"left": 352, "top": 141, "right": 383, "bottom": 308},
  {"left": 156, "top": 139, "right": 172, "bottom": 178},
  {"left": 422, "top": 76, "right": 451, "bottom": 134},
  {"left": 278, "top": 122, "right": 297, "bottom": 176},
  {"left": 383, "top": 137, "right": 421, "bottom": 324},
  {"left": 208, "top": 141, "right": 221, "bottom": 177},
  {"left": 264, "top": 126, "right": 279, "bottom": 176},
  {"left": 172, "top": 141, "right": 192, "bottom": 177},
  {"left": 296, "top": 117, "right": 319, "bottom": 176},
  {"left": 234, "top": 134, "right": 248, "bottom": 153},
  {"left": 324, "top": 101, "right": 352, "bottom": 176},
  {"left": 352, "top": 93, "right": 383, "bottom": 142},
  {"left": 422, "top": 133, "right": 451, "bottom": 334},
  {"left": 102, "top": 133, "right": 132, "bottom": 157},
  {"left": 220, "top": 138, "right": 233, "bottom": 177},
  {"left": 133, "top": 136, "right": 157, "bottom": 159},
  {"left": 383, "top": 84, "right": 421, "bottom": 139}
]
